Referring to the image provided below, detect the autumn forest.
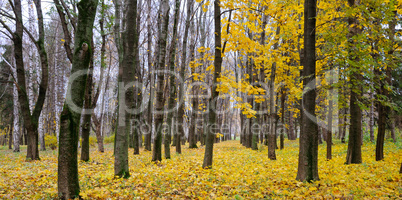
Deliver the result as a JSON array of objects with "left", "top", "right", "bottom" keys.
[{"left": 0, "top": 0, "right": 401, "bottom": 199}]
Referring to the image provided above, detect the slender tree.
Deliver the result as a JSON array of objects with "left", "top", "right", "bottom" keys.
[
  {"left": 0, "top": 0, "right": 49, "bottom": 160},
  {"left": 327, "top": 68, "right": 333, "bottom": 160},
  {"left": 375, "top": 9, "right": 396, "bottom": 161},
  {"left": 144, "top": 0, "right": 153, "bottom": 151},
  {"left": 202, "top": 0, "right": 222, "bottom": 168},
  {"left": 115, "top": 0, "right": 138, "bottom": 177},
  {"left": 152, "top": 0, "right": 170, "bottom": 162},
  {"left": 345, "top": 0, "right": 363, "bottom": 165},
  {"left": 165, "top": 0, "right": 181, "bottom": 159},
  {"left": 268, "top": 27, "right": 280, "bottom": 160}
]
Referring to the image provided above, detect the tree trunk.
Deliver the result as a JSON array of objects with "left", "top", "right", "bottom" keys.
[
  {"left": 9, "top": 0, "right": 49, "bottom": 160},
  {"left": 115, "top": 0, "right": 138, "bottom": 177},
  {"left": 327, "top": 68, "right": 333, "bottom": 160},
  {"left": 202, "top": 0, "right": 222, "bottom": 168},
  {"left": 289, "top": 110, "right": 295, "bottom": 140},
  {"left": 93, "top": 117, "right": 104, "bottom": 152},
  {"left": 390, "top": 110, "right": 396, "bottom": 142},
  {"left": 400, "top": 162, "right": 402, "bottom": 174},
  {"left": 144, "top": 0, "right": 153, "bottom": 152},
  {"left": 177, "top": 0, "right": 194, "bottom": 154},
  {"left": 296, "top": 0, "right": 319, "bottom": 182},
  {"left": 152, "top": 0, "right": 169, "bottom": 162},
  {"left": 345, "top": 0, "right": 363, "bottom": 165},
  {"left": 165, "top": 0, "right": 180, "bottom": 159},
  {"left": 132, "top": 0, "right": 142, "bottom": 155},
  {"left": 8, "top": 125, "right": 13, "bottom": 150},
  {"left": 280, "top": 90, "right": 285, "bottom": 150},
  {"left": 80, "top": 39, "right": 95, "bottom": 162},
  {"left": 13, "top": 70, "right": 20, "bottom": 152},
  {"left": 369, "top": 91, "right": 374, "bottom": 142},
  {"left": 375, "top": 98, "right": 386, "bottom": 161},
  {"left": 375, "top": 9, "right": 396, "bottom": 160},
  {"left": 268, "top": 27, "right": 280, "bottom": 160},
  {"left": 57, "top": 0, "right": 98, "bottom": 198}
]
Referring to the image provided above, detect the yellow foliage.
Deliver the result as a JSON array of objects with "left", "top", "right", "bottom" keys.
[
  {"left": 104, "top": 135, "right": 114, "bottom": 144},
  {"left": 79, "top": 136, "right": 97, "bottom": 147},
  {"left": 44, "top": 135, "right": 58, "bottom": 150},
  {"left": 0, "top": 140, "right": 400, "bottom": 199}
]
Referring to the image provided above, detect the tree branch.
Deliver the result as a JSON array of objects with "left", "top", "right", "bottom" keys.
[
  {"left": 0, "top": 19, "right": 13, "bottom": 36},
  {"left": 54, "top": 0, "right": 74, "bottom": 62},
  {"left": 60, "top": 0, "right": 77, "bottom": 31}
]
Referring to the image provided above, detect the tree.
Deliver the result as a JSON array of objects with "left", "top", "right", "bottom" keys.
[
  {"left": 57, "top": 0, "right": 98, "bottom": 198},
  {"left": 152, "top": 0, "right": 170, "bottom": 162},
  {"left": 202, "top": 0, "right": 222, "bottom": 169},
  {"left": 400, "top": 162, "right": 402, "bottom": 174},
  {"left": 375, "top": 7, "right": 396, "bottom": 161},
  {"left": 296, "top": 0, "right": 319, "bottom": 182},
  {"left": 0, "top": 0, "right": 49, "bottom": 160},
  {"left": 327, "top": 68, "right": 333, "bottom": 160},
  {"left": 268, "top": 27, "right": 280, "bottom": 160},
  {"left": 177, "top": 0, "right": 194, "bottom": 154},
  {"left": 115, "top": 0, "right": 138, "bottom": 177},
  {"left": 80, "top": 0, "right": 108, "bottom": 161},
  {"left": 345, "top": 0, "right": 363, "bottom": 165},
  {"left": 165, "top": 0, "right": 181, "bottom": 159}
]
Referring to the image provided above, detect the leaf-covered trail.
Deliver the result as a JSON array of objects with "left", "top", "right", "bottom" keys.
[{"left": 0, "top": 139, "right": 400, "bottom": 199}]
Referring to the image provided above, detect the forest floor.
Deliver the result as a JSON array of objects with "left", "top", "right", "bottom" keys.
[{"left": 0, "top": 139, "right": 401, "bottom": 199}]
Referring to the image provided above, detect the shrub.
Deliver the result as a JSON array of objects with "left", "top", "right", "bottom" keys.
[
  {"left": 104, "top": 135, "right": 114, "bottom": 144},
  {"left": 79, "top": 135, "right": 98, "bottom": 147},
  {"left": 89, "top": 136, "right": 97, "bottom": 147},
  {"left": 45, "top": 135, "right": 58, "bottom": 150}
]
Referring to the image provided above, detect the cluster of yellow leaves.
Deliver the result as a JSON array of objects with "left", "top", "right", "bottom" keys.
[{"left": 0, "top": 140, "right": 401, "bottom": 199}]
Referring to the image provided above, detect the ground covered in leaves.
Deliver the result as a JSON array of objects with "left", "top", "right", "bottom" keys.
[{"left": 0, "top": 139, "right": 401, "bottom": 199}]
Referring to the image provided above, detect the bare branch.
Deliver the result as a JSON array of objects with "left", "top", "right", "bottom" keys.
[
  {"left": 0, "top": 8, "right": 16, "bottom": 20},
  {"left": 0, "top": 19, "right": 13, "bottom": 36},
  {"left": 60, "top": 0, "right": 77, "bottom": 31},
  {"left": 54, "top": 0, "right": 74, "bottom": 62},
  {"left": 0, "top": 30, "right": 12, "bottom": 40}
]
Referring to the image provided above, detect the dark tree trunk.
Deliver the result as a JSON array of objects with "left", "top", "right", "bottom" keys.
[
  {"left": 164, "top": 0, "right": 180, "bottom": 160},
  {"left": 341, "top": 109, "right": 347, "bottom": 143},
  {"left": 296, "top": 0, "right": 319, "bottom": 182},
  {"left": 268, "top": 27, "right": 280, "bottom": 160},
  {"left": 400, "top": 163, "right": 402, "bottom": 174},
  {"left": 345, "top": 0, "right": 363, "bottom": 165},
  {"left": 80, "top": 39, "right": 95, "bottom": 162},
  {"left": 202, "top": 0, "right": 222, "bottom": 168},
  {"left": 327, "top": 69, "right": 333, "bottom": 160},
  {"left": 390, "top": 110, "right": 396, "bottom": 143},
  {"left": 289, "top": 110, "right": 296, "bottom": 140},
  {"left": 375, "top": 9, "right": 396, "bottom": 160},
  {"left": 57, "top": 0, "right": 98, "bottom": 197},
  {"left": 115, "top": 0, "right": 139, "bottom": 177},
  {"left": 132, "top": 0, "right": 142, "bottom": 155},
  {"left": 8, "top": 126, "right": 13, "bottom": 150},
  {"left": 280, "top": 90, "right": 285, "bottom": 150},
  {"left": 152, "top": 0, "right": 169, "bottom": 162},
  {"left": 9, "top": 0, "right": 49, "bottom": 161},
  {"left": 369, "top": 92, "right": 374, "bottom": 142},
  {"left": 177, "top": 0, "right": 194, "bottom": 154},
  {"left": 144, "top": 0, "right": 153, "bottom": 152}
]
